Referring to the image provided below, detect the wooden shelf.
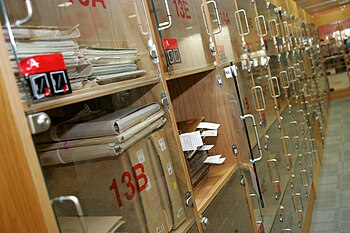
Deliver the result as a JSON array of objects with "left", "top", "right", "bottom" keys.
[
  {"left": 166, "top": 65, "right": 216, "bottom": 81},
  {"left": 24, "top": 75, "right": 160, "bottom": 114},
  {"left": 194, "top": 164, "right": 238, "bottom": 214}
]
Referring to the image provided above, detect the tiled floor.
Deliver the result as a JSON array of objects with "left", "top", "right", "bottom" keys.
[{"left": 311, "top": 97, "right": 350, "bottom": 233}]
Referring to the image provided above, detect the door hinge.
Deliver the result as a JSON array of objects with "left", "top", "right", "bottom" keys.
[{"left": 161, "top": 92, "right": 170, "bottom": 110}]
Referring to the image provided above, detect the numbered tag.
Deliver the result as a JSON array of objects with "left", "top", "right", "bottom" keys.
[
  {"left": 20, "top": 54, "right": 72, "bottom": 100},
  {"left": 162, "top": 38, "right": 182, "bottom": 65}
]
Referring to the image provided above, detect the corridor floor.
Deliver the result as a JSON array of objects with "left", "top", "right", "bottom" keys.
[{"left": 311, "top": 97, "right": 350, "bottom": 233}]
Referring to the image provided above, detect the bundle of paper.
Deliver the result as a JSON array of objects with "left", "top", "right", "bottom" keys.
[
  {"left": 79, "top": 46, "right": 147, "bottom": 85},
  {"left": 36, "top": 103, "right": 165, "bottom": 166},
  {"left": 3, "top": 26, "right": 89, "bottom": 94},
  {"left": 58, "top": 216, "right": 125, "bottom": 233}
]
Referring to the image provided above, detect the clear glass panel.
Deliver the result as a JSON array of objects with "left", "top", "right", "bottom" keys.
[
  {"left": 1, "top": 1, "right": 196, "bottom": 232},
  {"left": 151, "top": 0, "right": 215, "bottom": 75}
]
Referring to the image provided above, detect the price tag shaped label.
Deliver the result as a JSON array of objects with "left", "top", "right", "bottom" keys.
[
  {"left": 162, "top": 38, "right": 182, "bottom": 65},
  {"left": 20, "top": 53, "right": 72, "bottom": 100}
]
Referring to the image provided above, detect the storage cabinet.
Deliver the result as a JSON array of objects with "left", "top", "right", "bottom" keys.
[{"left": 0, "top": 0, "right": 329, "bottom": 232}]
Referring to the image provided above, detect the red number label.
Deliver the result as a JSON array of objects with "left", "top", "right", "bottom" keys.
[
  {"left": 109, "top": 163, "right": 148, "bottom": 208},
  {"left": 69, "top": 0, "right": 107, "bottom": 9},
  {"left": 173, "top": 0, "right": 191, "bottom": 19},
  {"left": 220, "top": 11, "right": 231, "bottom": 25}
]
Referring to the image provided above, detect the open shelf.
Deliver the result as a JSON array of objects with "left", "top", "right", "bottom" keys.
[
  {"left": 25, "top": 75, "right": 160, "bottom": 114},
  {"left": 194, "top": 164, "right": 239, "bottom": 214},
  {"left": 166, "top": 65, "right": 216, "bottom": 81}
]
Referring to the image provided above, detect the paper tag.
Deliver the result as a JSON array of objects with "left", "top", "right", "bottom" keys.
[
  {"left": 137, "top": 149, "right": 145, "bottom": 163},
  {"left": 158, "top": 138, "right": 167, "bottom": 151},
  {"left": 146, "top": 175, "right": 152, "bottom": 191},
  {"left": 201, "top": 130, "right": 218, "bottom": 137},
  {"left": 224, "top": 67, "right": 233, "bottom": 78},
  {"left": 167, "top": 162, "right": 173, "bottom": 175},
  {"left": 177, "top": 208, "right": 184, "bottom": 218},
  {"left": 156, "top": 223, "right": 165, "bottom": 233},
  {"left": 173, "top": 181, "right": 178, "bottom": 190},
  {"left": 204, "top": 155, "right": 226, "bottom": 164},
  {"left": 199, "top": 145, "right": 215, "bottom": 151},
  {"left": 197, "top": 122, "right": 220, "bottom": 130},
  {"left": 179, "top": 131, "right": 203, "bottom": 151}
]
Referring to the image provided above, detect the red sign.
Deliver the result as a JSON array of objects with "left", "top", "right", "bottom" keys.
[
  {"left": 162, "top": 38, "right": 179, "bottom": 50},
  {"left": 19, "top": 54, "right": 66, "bottom": 76}
]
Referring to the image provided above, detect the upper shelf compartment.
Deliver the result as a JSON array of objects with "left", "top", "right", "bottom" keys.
[
  {"left": 3, "top": 0, "right": 161, "bottom": 113},
  {"left": 149, "top": 0, "right": 215, "bottom": 77}
]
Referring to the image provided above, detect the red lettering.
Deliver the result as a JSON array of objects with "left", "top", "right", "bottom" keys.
[
  {"left": 68, "top": 0, "right": 107, "bottom": 9},
  {"left": 122, "top": 171, "right": 136, "bottom": 200},
  {"left": 173, "top": 0, "right": 191, "bottom": 19},
  {"left": 132, "top": 163, "right": 148, "bottom": 192},
  {"left": 79, "top": 0, "right": 89, "bottom": 6},
  {"left": 92, "top": 0, "right": 107, "bottom": 9},
  {"left": 109, "top": 178, "right": 123, "bottom": 207},
  {"left": 183, "top": 1, "right": 191, "bottom": 19}
]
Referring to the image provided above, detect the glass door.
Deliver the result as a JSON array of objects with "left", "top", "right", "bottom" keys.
[{"left": 1, "top": 0, "right": 197, "bottom": 232}]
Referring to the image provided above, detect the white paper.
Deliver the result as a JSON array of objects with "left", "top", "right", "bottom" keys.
[
  {"left": 204, "top": 155, "right": 226, "bottom": 164},
  {"left": 179, "top": 131, "right": 203, "bottom": 151},
  {"left": 201, "top": 130, "right": 218, "bottom": 137},
  {"left": 199, "top": 145, "right": 215, "bottom": 151},
  {"left": 197, "top": 122, "right": 221, "bottom": 130},
  {"left": 224, "top": 67, "right": 233, "bottom": 79}
]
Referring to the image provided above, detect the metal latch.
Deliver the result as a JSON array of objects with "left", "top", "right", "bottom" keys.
[
  {"left": 27, "top": 112, "right": 51, "bottom": 134},
  {"left": 185, "top": 192, "right": 194, "bottom": 208},
  {"left": 148, "top": 38, "right": 159, "bottom": 64},
  {"left": 161, "top": 92, "right": 170, "bottom": 110},
  {"left": 200, "top": 215, "right": 209, "bottom": 230}
]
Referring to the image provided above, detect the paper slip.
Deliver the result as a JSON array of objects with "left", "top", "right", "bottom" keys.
[
  {"left": 201, "top": 130, "right": 218, "bottom": 137},
  {"left": 199, "top": 145, "right": 215, "bottom": 151},
  {"left": 204, "top": 155, "right": 226, "bottom": 164},
  {"left": 197, "top": 122, "right": 220, "bottom": 130},
  {"left": 180, "top": 131, "right": 203, "bottom": 151}
]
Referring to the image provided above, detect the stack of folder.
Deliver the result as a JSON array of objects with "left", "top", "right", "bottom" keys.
[
  {"left": 36, "top": 103, "right": 186, "bottom": 232},
  {"left": 79, "top": 46, "right": 147, "bottom": 85},
  {"left": 36, "top": 103, "right": 164, "bottom": 165}
]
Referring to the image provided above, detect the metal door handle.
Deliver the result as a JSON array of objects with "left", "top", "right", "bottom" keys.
[
  {"left": 288, "top": 66, "right": 297, "bottom": 83},
  {"left": 201, "top": 1, "right": 222, "bottom": 36},
  {"left": 51, "top": 196, "right": 88, "bottom": 233},
  {"left": 294, "top": 63, "right": 302, "bottom": 77},
  {"left": 241, "top": 114, "right": 263, "bottom": 163},
  {"left": 267, "top": 159, "right": 281, "bottom": 184},
  {"left": 249, "top": 193, "right": 264, "bottom": 224},
  {"left": 251, "top": 86, "right": 266, "bottom": 112},
  {"left": 268, "top": 19, "right": 279, "bottom": 37},
  {"left": 235, "top": 9, "right": 250, "bottom": 36},
  {"left": 279, "top": 71, "right": 290, "bottom": 89},
  {"left": 281, "top": 136, "right": 292, "bottom": 158},
  {"left": 15, "top": 0, "right": 33, "bottom": 26},
  {"left": 292, "top": 193, "right": 304, "bottom": 213},
  {"left": 268, "top": 76, "right": 281, "bottom": 98},
  {"left": 300, "top": 170, "right": 309, "bottom": 196},
  {"left": 158, "top": 0, "right": 172, "bottom": 31},
  {"left": 291, "top": 121, "right": 300, "bottom": 149},
  {"left": 255, "top": 15, "right": 268, "bottom": 37},
  {"left": 130, "top": 0, "right": 149, "bottom": 35},
  {"left": 283, "top": 21, "right": 290, "bottom": 37}
]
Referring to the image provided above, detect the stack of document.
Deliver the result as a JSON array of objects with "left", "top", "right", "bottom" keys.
[
  {"left": 35, "top": 103, "right": 165, "bottom": 166},
  {"left": 177, "top": 119, "right": 221, "bottom": 188},
  {"left": 79, "top": 46, "right": 147, "bottom": 85},
  {"left": 3, "top": 26, "right": 90, "bottom": 95}
]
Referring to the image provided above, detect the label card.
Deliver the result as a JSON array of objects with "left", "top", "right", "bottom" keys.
[
  {"left": 179, "top": 131, "right": 203, "bottom": 151},
  {"left": 204, "top": 155, "right": 226, "bottom": 164},
  {"left": 199, "top": 145, "right": 215, "bottom": 151},
  {"left": 201, "top": 130, "right": 218, "bottom": 137},
  {"left": 197, "top": 122, "right": 220, "bottom": 130}
]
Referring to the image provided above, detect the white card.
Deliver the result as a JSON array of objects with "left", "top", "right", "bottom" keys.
[
  {"left": 224, "top": 67, "right": 233, "bottom": 78},
  {"left": 197, "top": 122, "right": 221, "bottom": 130},
  {"left": 201, "top": 130, "right": 218, "bottom": 137},
  {"left": 179, "top": 131, "right": 203, "bottom": 151},
  {"left": 199, "top": 145, "right": 215, "bottom": 151},
  {"left": 204, "top": 155, "right": 226, "bottom": 164}
]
